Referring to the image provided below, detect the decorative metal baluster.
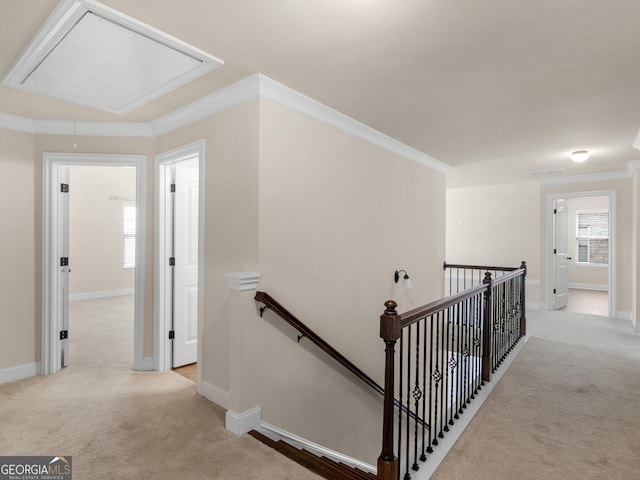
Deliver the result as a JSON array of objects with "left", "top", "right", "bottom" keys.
[
  {"left": 448, "top": 306, "right": 457, "bottom": 426},
  {"left": 434, "top": 311, "right": 443, "bottom": 442},
  {"left": 441, "top": 308, "right": 447, "bottom": 437},
  {"left": 442, "top": 308, "right": 450, "bottom": 434},
  {"left": 404, "top": 326, "right": 412, "bottom": 480},
  {"left": 427, "top": 316, "right": 435, "bottom": 453},
  {"left": 412, "top": 322, "right": 421, "bottom": 472},
  {"left": 398, "top": 329, "right": 404, "bottom": 480},
  {"left": 420, "top": 316, "right": 428, "bottom": 462}
]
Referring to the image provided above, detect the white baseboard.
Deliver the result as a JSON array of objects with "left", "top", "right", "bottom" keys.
[
  {"left": 226, "top": 405, "right": 262, "bottom": 435},
  {"left": 258, "top": 421, "right": 377, "bottom": 474},
  {"left": 616, "top": 311, "right": 632, "bottom": 322},
  {"left": 198, "top": 380, "right": 230, "bottom": 410},
  {"left": 69, "top": 288, "right": 134, "bottom": 301},
  {"left": 0, "top": 362, "right": 39, "bottom": 384},
  {"left": 568, "top": 283, "right": 608, "bottom": 291},
  {"left": 140, "top": 357, "right": 155, "bottom": 371}
]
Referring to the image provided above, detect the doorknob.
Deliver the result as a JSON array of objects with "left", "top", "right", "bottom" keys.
[{"left": 567, "top": 257, "right": 572, "bottom": 260}]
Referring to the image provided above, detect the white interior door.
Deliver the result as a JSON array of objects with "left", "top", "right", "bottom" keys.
[
  {"left": 59, "top": 166, "right": 70, "bottom": 367},
  {"left": 553, "top": 198, "right": 569, "bottom": 309},
  {"left": 172, "top": 158, "right": 199, "bottom": 367}
]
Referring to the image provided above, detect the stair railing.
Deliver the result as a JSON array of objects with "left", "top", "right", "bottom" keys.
[
  {"left": 255, "top": 291, "right": 428, "bottom": 433},
  {"left": 378, "top": 262, "right": 527, "bottom": 480},
  {"left": 255, "top": 290, "right": 384, "bottom": 395}
]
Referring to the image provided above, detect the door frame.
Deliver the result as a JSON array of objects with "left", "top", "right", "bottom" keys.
[
  {"left": 42, "top": 152, "right": 147, "bottom": 375},
  {"left": 154, "top": 140, "right": 205, "bottom": 373},
  {"left": 545, "top": 190, "right": 616, "bottom": 317}
]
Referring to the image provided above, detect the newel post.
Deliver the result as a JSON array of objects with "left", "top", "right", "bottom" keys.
[
  {"left": 520, "top": 261, "right": 527, "bottom": 336},
  {"left": 482, "top": 272, "right": 493, "bottom": 383},
  {"left": 378, "top": 300, "right": 401, "bottom": 480}
]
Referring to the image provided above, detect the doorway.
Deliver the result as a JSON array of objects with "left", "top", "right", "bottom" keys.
[
  {"left": 546, "top": 190, "right": 616, "bottom": 318},
  {"left": 154, "top": 141, "right": 204, "bottom": 375},
  {"left": 68, "top": 165, "right": 136, "bottom": 366},
  {"left": 42, "top": 153, "right": 147, "bottom": 375}
]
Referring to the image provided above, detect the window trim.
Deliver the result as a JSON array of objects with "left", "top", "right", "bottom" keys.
[{"left": 575, "top": 209, "right": 609, "bottom": 266}]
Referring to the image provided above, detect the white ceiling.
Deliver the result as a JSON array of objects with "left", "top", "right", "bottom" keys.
[{"left": 2, "top": 0, "right": 640, "bottom": 187}]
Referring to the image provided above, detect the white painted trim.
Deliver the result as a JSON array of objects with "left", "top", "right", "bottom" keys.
[
  {"left": 568, "top": 283, "right": 608, "bottom": 291},
  {"left": 225, "top": 406, "right": 262, "bottom": 436},
  {"left": 42, "top": 153, "right": 147, "bottom": 375},
  {"left": 616, "top": 311, "right": 632, "bottom": 322},
  {"left": 198, "top": 380, "right": 230, "bottom": 410},
  {"left": 0, "top": 112, "right": 35, "bottom": 133},
  {"left": 0, "top": 362, "right": 40, "bottom": 384},
  {"left": 224, "top": 272, "right": 262, "bottom": 291},
  {"left": 154, "top": 140, "right": 205, "bottom": 372},
  {"left": 545, "top": 190, "right": 616, "bottom": 319},
  {"left": 141, "top": 357, "right": 155, "bottom": 371},
  {"left": 149, "top": 74, "right": 259, "bottom": 136},
  {"left": 0, "top": 73, "right": 451, "bottom": 172},
  {"left": 258, "top": 421, "right": 377, "bottom": 474},
  {"left": 257, "top": 74, "right": 451, "bottom": 174},
  {"left": 69, "top": 288, "right": 134, "bottom": 301}
]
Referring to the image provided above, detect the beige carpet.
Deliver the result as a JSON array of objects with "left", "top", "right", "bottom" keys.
[
  {"left": 432, "top": 309, "right": 640, "bottom": 480},
  {"left": 0, "top": 296, "right": 321, "bottom": 480}
]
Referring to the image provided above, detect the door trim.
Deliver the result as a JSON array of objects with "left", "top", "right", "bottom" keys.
[
  {"left": 154, "top": 140, "right": 205, "bottom": 373},
  {"left": 545, "top": 190, "right": 616, "bottom": 317},
  {"left": 42, "top": 153, "right": 147, "bottom": 375}
]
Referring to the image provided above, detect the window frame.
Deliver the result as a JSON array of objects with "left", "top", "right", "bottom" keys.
[
  {"left": 123, "top": 201, "right": 136, "bottom": 270},
  {"left": 575, "top": 209, "right": 609, "bottom": 267}
]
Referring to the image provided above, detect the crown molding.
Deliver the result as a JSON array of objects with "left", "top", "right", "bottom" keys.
[
  {"left": 148, "top": 74, "right": 259, "bottom": 136},
  {"left": 0, "top": 73, "right": 451, "bottom": 172},
  {"left": 536, "top": 161, "right": 640, "bottom": 186},
  {"left": 256, "top": 74, "right": 451, "bottom": 174}
]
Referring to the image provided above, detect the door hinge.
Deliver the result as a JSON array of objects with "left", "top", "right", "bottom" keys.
[
  {"left": 60, "top": 330, "right": 68, "bottom": 340},
  {"left": 553, "top": 249, "right": 557, "bottom": 254},
  {"left": 170, "top": 183, "right": 176, "bottom": 193},
  {"left": 60, "top": 257, "right": 69, "bottom": 266},
  {"left": 60, "top": 183, "right": 69, "bottom": 193},
  {"left": 169, "top": 257, "right": 175, "bottom": 266},
  {"left": 168, "top": 330, "right": 175, "bottom": 340},
  {"left": 553, "top": 208, "right": 557, "bottom": 214},
  {"left": 553, "top": 289, "right": 557, "bottom": 294}
]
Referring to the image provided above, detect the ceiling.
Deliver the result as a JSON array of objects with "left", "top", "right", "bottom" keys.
[{"left": 2, "top": 0, "right": 640, "bottom": 187}]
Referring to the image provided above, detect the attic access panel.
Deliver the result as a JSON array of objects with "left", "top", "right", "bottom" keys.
[{"left": 3, "top": 0, "right": 224, "bottom": 115}]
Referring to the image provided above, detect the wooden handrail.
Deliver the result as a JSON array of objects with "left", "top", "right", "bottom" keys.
[
  {"left": 255, "top": 291, "right": 384, "bottom": 396},
  {"left": 255, "top": 291, "right": 428, "bottom": 431},
  {"left": 443, "top": 261, "right": 519, "bottom": 272}
]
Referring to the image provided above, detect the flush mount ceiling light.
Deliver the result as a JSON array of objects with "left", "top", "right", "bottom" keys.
[
  {"left": 2, "top": 0, "right": 224, "bottom": 115},
  {"left": 570, "top": 150, "right": 590, "bottom": 163}
]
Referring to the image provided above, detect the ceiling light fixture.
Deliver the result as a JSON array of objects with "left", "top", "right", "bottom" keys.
[{"left": 570, "top": 150, "right": 589, "bottom": 163}]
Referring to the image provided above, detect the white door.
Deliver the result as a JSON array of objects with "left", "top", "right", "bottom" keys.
[
  {"left": 553, "top": 198, "right": 569, "bottom": 309},
  {"left": 172, "top": 158, "right": 199, "bottom": 367},
  {"left": 59, "top": 166, "right": 70, "bottom": 367}
]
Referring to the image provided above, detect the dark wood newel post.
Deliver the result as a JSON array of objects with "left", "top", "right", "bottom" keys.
[
  {"left": 520, "top": 261, "right": 527, "bottom": 336},
  {"left": 378, "top": 300, "right": 401, "bottom": 480},
  {"left": 481, "top": 272, "right": 493, "bottom": 383}
]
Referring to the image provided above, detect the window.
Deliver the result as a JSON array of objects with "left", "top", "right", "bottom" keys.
[
  {"left": 123, "top": 203, "right": 136, "bottom": 269},
  {"left": 576, "top": 211, "right": 608, "bottom": 265}
]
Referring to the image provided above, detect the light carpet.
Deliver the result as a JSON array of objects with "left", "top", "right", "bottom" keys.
[
  {"left": 0, "top": 296, "right": 321, "bottom": 480},
  {"left": 431, "top": 309, "right": 640, "bottom": 480}
]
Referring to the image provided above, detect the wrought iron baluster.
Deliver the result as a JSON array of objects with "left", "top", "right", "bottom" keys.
[
  {"left": 404, "top": 326, "right": 411, "bottom": 480},
  {"left": 427, "top": 315, "right": 435, "bottom": 453},
  {"left": 412, "top": 322, "right": 421, "bottom": 472},
  {"left": 398, "top": 329, "right": 404, "bottom": 480},
  {"left": 421, "top": 317, "right": 428, "bottom": 461}
]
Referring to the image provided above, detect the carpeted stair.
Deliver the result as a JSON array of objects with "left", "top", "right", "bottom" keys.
[{"left": 248, "top": 430, "right": 377, "bottom": 480}]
